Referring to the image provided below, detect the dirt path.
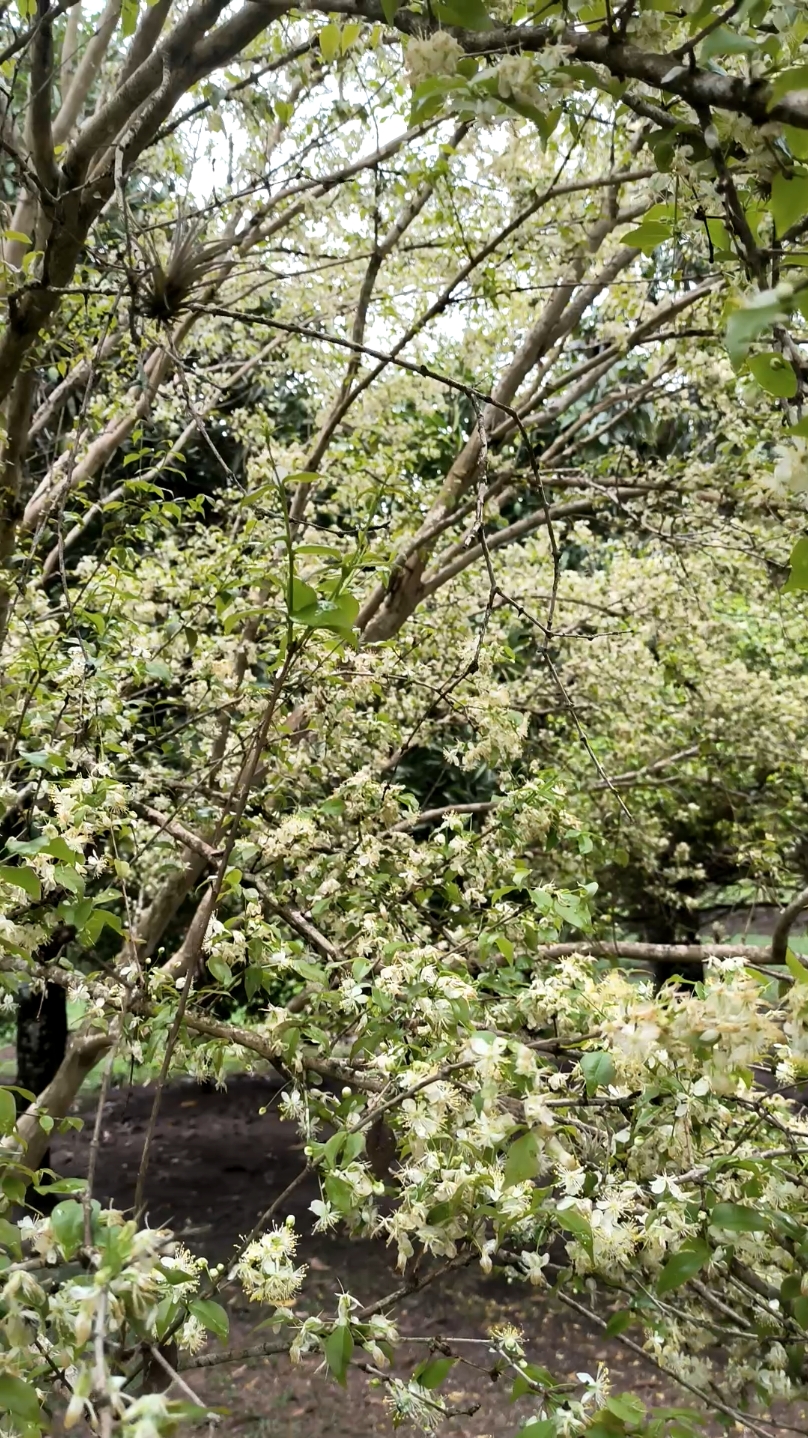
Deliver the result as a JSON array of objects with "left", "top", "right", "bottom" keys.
[{"left": 48, "top": 1074, "right": 742, "bottom": 1435}]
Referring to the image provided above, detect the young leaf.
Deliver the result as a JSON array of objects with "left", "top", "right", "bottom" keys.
[
  {"left": 319, "top": 23, "right": 341, "bottom": 61},
  {"left": 121, "top": 0, "right": 139, "bottom": 34}
]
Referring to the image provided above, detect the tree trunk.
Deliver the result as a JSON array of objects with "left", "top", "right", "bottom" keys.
[{"left": 16, "top": 982, "right": 68, "bottom": 1208}]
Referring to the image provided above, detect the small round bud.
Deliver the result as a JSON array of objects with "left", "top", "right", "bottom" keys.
[
  {"left": 341, "top": 1086, "right": 351, "bottom": 1098},
  {"left": 285, "top": 1214, "right": 295, "bottom": 1228}
]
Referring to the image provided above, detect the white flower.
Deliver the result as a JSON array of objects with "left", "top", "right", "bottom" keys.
[
  {"left": 236, "top": 1224, "right": 307, "bottom": 1307},
  {"left": 404, "top": 33, "right": 463, "bottom": 87},
  {"left": 520, "top": 1250, "right": 550, "bottom": 1286}
]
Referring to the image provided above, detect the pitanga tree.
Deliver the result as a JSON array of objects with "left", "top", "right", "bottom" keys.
[{"left": 2, "top": 0, "right": 808, "bottom": 1434}]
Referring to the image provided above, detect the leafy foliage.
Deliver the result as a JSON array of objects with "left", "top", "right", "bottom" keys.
[{"left": 2, "top": 0, "right": 808, "bottom": 1434}]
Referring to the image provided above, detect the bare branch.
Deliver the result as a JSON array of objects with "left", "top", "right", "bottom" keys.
[
  {"left": 27, "top": 0, "right": 59, "bottom": 193},
  {"left": 533, "top": 941, "right": 779, "bottom": 965},
  {"left": 53, "top": 0, "right": 121, "bottom": 145},
  {"left": 771, "top": 885, "right": 808, "bottom": 967}
]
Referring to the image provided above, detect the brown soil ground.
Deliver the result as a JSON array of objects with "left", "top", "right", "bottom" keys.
[{"left": 47, "top": 1073, "right": 770, "bottom": 1437}]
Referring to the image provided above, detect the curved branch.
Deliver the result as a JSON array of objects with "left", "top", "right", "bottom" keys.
[{"left": 771, "top": 885, "right": 808, "bottom": 966}]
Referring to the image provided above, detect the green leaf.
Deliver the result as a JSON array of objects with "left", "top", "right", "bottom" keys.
[
  {"left": 622, "top": 220, "right": 672, "bottom": 254},
  {"left": 703, "top": 217, "right": 732, "bottom": 257},
  {"left": 190, "top": 1298, "right": 229, "bottom": 1341},
  {"left": 657, "top": 1239, "right": 711, "bottom": 1295},
  {"left": 324, "top": 1324, "right": 354, "bottom": 1385},
  {"left": 725, "top": 290, "right": 785, "bottom": 364},
  {"left": 120, "top": 0, "right": 138, "bottom": 35},
  {"left": 604, "top": 1392, "right": 646, "bottom": 1425},
  {"left": 0, "top": 865, "right": 41, "bottom": 902},
  {"left": 504, "top": 1130, "right": 540, "bottom": 1188},
  {"left": 50, "top": 1199, "right": 85, "bottom": 1259},
  {"left": 293, "top": 592, "right": 360, "bottom": 632},
  {"left": 380, "top": 0, "right": 399, "bottom": 19},
  {"left": 434, "top": 0, "right": 494, "bottom": 26},
  {"left": 515, "top": 1421, "right": 556, "bottom": 1438},
  {"left": 53, "top": 864, "right": 83, "bottom": 894},
  {"left": 605, "top": 1310, "right": 633, "bottom": 1337},
  {"left": 81, "top": 908, "right": 123, "bottom": 943},
  {"left": 699, "top": 24, "right": 756, "bottom": 58},
  {"left": 793, "top": 1295, "right": 808, "bottom": 1328},
  {"left": 319, "top": 22, "right": 341, "bottom": 61},
  {"left": 0, "top": 1089, "right": 15, "bottom": 1136},
  {"left": 289, "top": 577, "right": 317, "bottom": 615},
  {"left": 556, "top": 1206, "right": 593, "bottom": 1256},
  {"left": 771, "top": 171, "right": 808, "bottom": 236},
  {"left": 207, "top": 954, "right": 233, "bottom": 986},
  {"left": 4, "top": 836, "right": 48, "bottom": 857},
  {"left": 580, "top": 1050, "right": 615, "bottom": 1096},
  {"left": 413, "top": 1356, "right": 456, "bottom": 1389},
  {"left": 59, "top": 897, "right": 94, "bottom": 930},
  {"left": 145, "top": 659, "right": 172, "bottom": 682},
  {"left": 709, "top": 1202, "right": 767, "bottom": 1234},
  {"left": 245, "top": 966, "right": 263, "bottom": 1002},
  {"left": 770, "top": 64, "right": 808, "bottom": 105},
  {"left": 34, "top": 1176, "right": 86, "bottom": 1194},
  {"left": 783, "top": 538, "right": 808, "bottom": 595},
  {"left": 0, "top": 1374, "right": 41, "bottom": 1425},
  {"left": 0, "top": 1218, "right": 21, "bottom": 1258},
  {"left": 341, "top": 20, "right": 362, "bottom": 50},
  {"left": 747, "top": 352, "right": 798, "bottom": 397},
  {"left": 44, "top": 838, "right": 81, "bottom": 864}
]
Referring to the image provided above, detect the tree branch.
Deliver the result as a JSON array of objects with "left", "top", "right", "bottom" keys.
[{"left": 771, "top": 884, "right": 808, "bottom": 967}]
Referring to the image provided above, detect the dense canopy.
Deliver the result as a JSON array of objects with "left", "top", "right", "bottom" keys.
[{"left": 2, "top": 0, "right": 808, "bottom": 1433}]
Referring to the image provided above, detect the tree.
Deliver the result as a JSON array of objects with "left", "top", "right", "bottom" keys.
[{"left": 2, "top": 0, "right": 808, "bottom": 1433}]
